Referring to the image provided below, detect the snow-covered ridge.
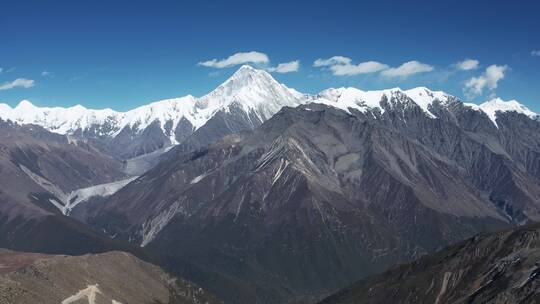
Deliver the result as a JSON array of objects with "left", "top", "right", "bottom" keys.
[
  {"left": 479, "top": 98, "right": 538, "bottom": 127},
  {"left": 0, "top": 66, "right": 536, "bottom": 135},
  {"left": 309, "top": 86, "right": 538, "bottom": 126},
  {"left": 0, "top": 65, "right": 304, "bottom": 140},
  {"left": 310, "top": 86, "right": 449, "bottom": 118}
]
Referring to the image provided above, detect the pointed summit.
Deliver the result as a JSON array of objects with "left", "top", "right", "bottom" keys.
[
  {"left": 217, "top": 65, "right": 278, "bottom": 93},
  {"left": 196, "top": 65, "right": 304, "bottom": 119},
  {"left": 203, "top": 65, "right": 295, "bottom": 102},
  {"left": 235, "top": 64, "right": 257, "bottom": 73}
]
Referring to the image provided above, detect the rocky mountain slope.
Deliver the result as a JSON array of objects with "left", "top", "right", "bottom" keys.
[
  {"left": 0, "top": 120, "right": 134, "bottom": 255},
  {"left": 0, "top": 249, "right": 222, "bottom": 304},
  {"left": 319, "top": 223, "right": 540, "bottom": 304},
  {"left": 83, "top": 83, "right": 540, "bottom": 303}
]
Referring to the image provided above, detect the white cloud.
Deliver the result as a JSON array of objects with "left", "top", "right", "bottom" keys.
[
  {"left": 532, "top": 50, "right": 540, "bottom": 57},
  {"left": 464, "top": 64, "right": 508, "bottom": 98},
  {"left": 330, "top": 61, "right": 389, "bottom": 76},
  {"left": 0, "top": 78, "right": 35, "bottom": 90},
  {"left": 313, "top": 56, "right": 388, "bottom": 76},
  {"left": 314, "top": 57, "right": 434, "bottom": 78},
  {"left": 313, "top": 56, "right": 352, "bottom": 67},
  {"left": 41, "top": 70, "right": 53, "bottom": 77},
  {"left": 381, "top": 61, "right": 434, "bottom": 77},
  {"left": 455, "top": 59, "right": 479, "bottom": 70},
  {"left": 267, "top": 60, "right": 300, "bottom": 73},
  {"left": 199, "top": 51, "right": 269, "bottom": 68}
]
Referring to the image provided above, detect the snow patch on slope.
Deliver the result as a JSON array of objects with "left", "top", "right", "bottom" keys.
[
  {"left": 123, "top": 146, "right": 174, "bottom": 176},
  {"left": 64, "top": 177, "right": 138, "bottom": 215},
  {"left": 20, "top": 165, "right": 136, "bottom": 215}
]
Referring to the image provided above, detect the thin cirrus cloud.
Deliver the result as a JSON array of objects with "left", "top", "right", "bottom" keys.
[
  {"left": 463, "top": 64, "right": 507, "bottom": 98},
  {"left": 0, "top": 78, "right": 35, "bottom": 91},
  {"left": 454, "top": 59, "right": 480, "bottom": 71},
  {"left": 267, "top": 60, "right": 300, "bottom": 73},
  {"left": 313, "top": 56, "right": 433, "bottom": 77},
  {"left": 532, "top": 50, "right": 540, "bottom": 57}
]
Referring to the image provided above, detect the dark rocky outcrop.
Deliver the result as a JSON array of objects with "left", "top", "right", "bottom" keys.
[{"left": 320, "top": 223, "right": 540, "bottom": 304}]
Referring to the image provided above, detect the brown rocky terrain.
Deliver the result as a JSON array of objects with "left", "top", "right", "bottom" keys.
[{"left": 0, "top": 249, "right": 222, "bottom": 304}]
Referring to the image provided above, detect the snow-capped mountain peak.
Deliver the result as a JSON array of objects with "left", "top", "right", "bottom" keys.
[
  {"left": 479, "top": 98, "right": 538, "bottom": 127},
  {"left": 197, "top": 64, "right": 304, "bottom": 121}
]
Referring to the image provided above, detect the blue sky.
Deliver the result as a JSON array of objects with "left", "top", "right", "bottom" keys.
[{"left": 1, "top": 0, "right": 539, "bottom": 112}]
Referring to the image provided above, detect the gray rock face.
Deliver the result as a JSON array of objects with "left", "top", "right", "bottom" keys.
[
  {"left": 164, "top": 104, "right": 265, "bottom": 158},
  {"left": 86, "top": 96, "right": 540, "bottom": 302},
  {"left": 106, "top": 120, "right": 172, "bottom": 159},
  {"left": 319, "top": 223, "right": 540, "bottom": 304},
  {"left": 0, "top": 120, "right": 131, "bottom": 254},
  {"left": 0, "top": 249, "right": 223, "bottom": 304}
]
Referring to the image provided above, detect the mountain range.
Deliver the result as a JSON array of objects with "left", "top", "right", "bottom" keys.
[
  {"left": 1, "top": 65, "right": 536, "bottom": 158},
  {"left": 1, "top": 65, "right": 539, "bottom": 303}
]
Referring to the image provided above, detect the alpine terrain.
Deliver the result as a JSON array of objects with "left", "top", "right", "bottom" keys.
[
  {"left": 1, "top": 66, "right": 539, "bottom": 303},
  {"left": 0, "top": 65, "right": 305, "bottom": 159},
  {"left": 74, "top": 67, "right": 540, "bottom": 302},
  {"left": 3, "top": 1, "right": 538, "bottom": 304}
]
